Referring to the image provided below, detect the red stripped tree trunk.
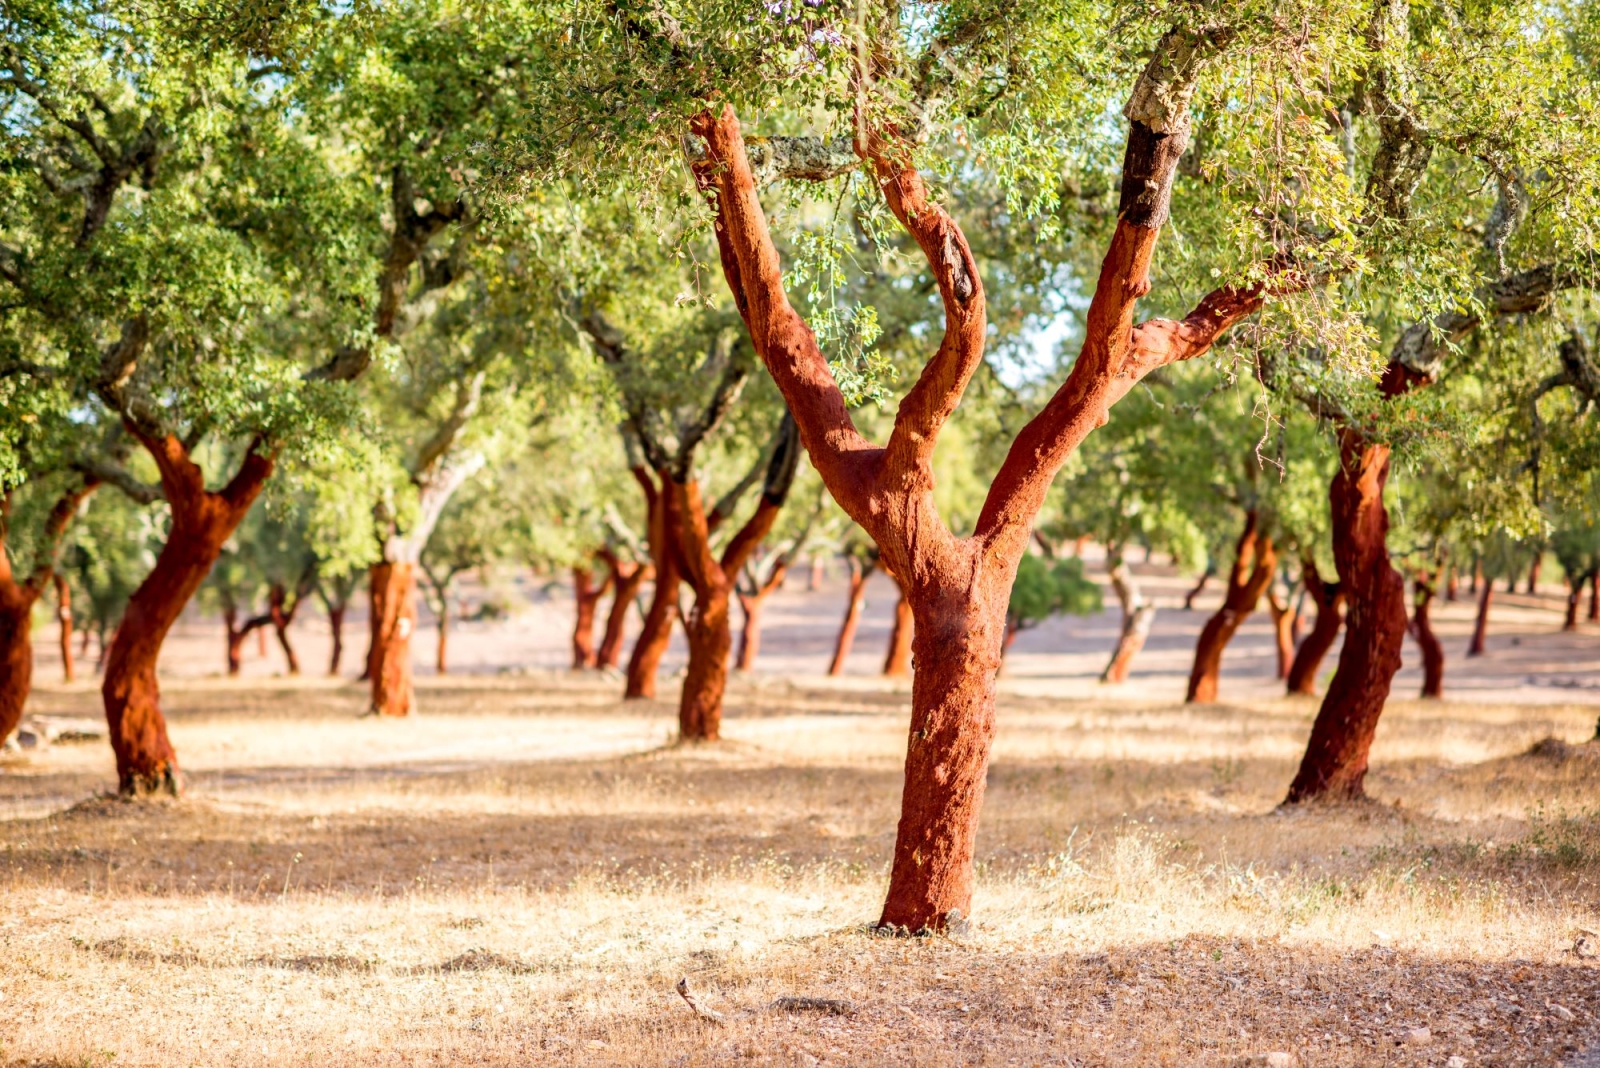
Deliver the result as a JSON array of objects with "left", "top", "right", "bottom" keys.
[
  {"left": 1565, "top": 573, "right": 1590, "bottom": 631},
  {"left": 883, "top": 585, "right": 914, "bottom": 677},
  {"left": 1468, "top": 580, "right": 1493, "bottom": 657},
  {"left": 367, "top": 560, "right": 418, "bottom": 717},
  {"left": 0, "top": 580, "right": 37, "bottom": 745},
  {"left": 436, "top": 595, "right": 449, "bottom": 675},
  {"left": 1526, "top": 555, "right": 1542, "bottom": 594},
  {"left": 736, "top": 560, "right": 786, "bottom": 671},
  {"left": 1286, "top": 561, "right": 1343, "bottom": 696},
  {"left": 104, "top": 438, "right": 272, "bottom": 794},
  {"left": 223, "top": 605, "right": 250, "bottom": 677},
  {"left": 809, "top": 555, "right": 825, "bottom": 590},
  {"left": 598, "top": 556, "right": 649, "bottom": 669},
  {"left": 1590, "top": 570, "right": 1599, "bottom": 622},
  {"left": 570, "top": 565, "right": 610, "bottom": 669},
  {"left": 54, "top": 574, "right": 75, "bottom": 683},
  {"left": 268, "top": 583, "right": 302, "bottom": 676},
  {"left": 626, "top": 468, "right": 678, "bottom": 699},
  {"left": 1102, "top": 549, "right": 1155, "bottom": 684},
  {"left": 327, "top": 604, "right": 346, "bottom": 676},
  {"left": 1285, "top": 431, "right": 1407, "bottom": 803},
  {"left": 1410, "top": 574, "right": 1444, "bottom": 699},
  {"left": 828, "top": 556, "right": 874, "bottom": 676},
  {"left": 1186, "top": 512, "right": 1276, "bottom": 703},
  {"left": 1267, "top": 584, "right": 1296, "bottom": 681}
]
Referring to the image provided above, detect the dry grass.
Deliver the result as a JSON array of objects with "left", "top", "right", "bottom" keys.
[{"left": 2, "top": 673, "right": 1598, "bottom": 1067}]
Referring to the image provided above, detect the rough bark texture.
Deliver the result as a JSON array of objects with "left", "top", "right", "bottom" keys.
[
  {"left": 883, "top": 584, "right": 914, "bottom": 677},
  {"left": 1185, "top": 513, "right": 1276, "bottom": 703},
  {"left": 599, "top": 554, "right": 650, "bottom": 669},
  {"left": 690, "top": 47, "right": 1262, "bottom": 928},
  {"left": 1411, "top": 575, "right": 1444, "bottom": 699},
  {"left": 1468, "top": 580, "right": 1493, "bottom": 658},
  {"left": 571, "top": 565, "right": 610, "bottom": 669},
  {"left": 104, "top": 437, "right": 270, "bottom": 794},
  {"left": 1287, "top": 561, "right": 1344, "bottom": 696},
  {"left": 54, "top": 573, "right": 75, "bottom": 683},
  {"left": 1285, "top": 431, "right": 1407, "bottom": 803},
  {"left": 1102, "top": 550, "right": 1156, "bottom": 684},
  {"left": 626, "top": 467, "right": 679, "bottom": 699},
  {"left": 828, "top": 556, "right": 875, "bottom": 677},
  {"left": 367, "top": 561, "right": 418, "bottom": 717}
]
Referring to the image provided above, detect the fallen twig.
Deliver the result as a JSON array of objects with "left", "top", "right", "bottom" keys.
[{"left": 675, "top": 976, "right": 726, "bottom": 1024}]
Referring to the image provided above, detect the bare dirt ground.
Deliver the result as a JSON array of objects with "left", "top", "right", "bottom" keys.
[{"left": 3, "top": 557, "right": 1599, "bottom": 1067}]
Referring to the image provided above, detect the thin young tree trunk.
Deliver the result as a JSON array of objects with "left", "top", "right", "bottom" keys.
[
  {"left": 1101, "top": 549, "right": 1155, "bottom": 684},
  {"left": 626, "top": 467, "right": 678, "bottom": 699},
  {"left": 1468, "top": 579, "right": 1493, "bottom": 657},
  {"left": 883, "top": 585, "right": 914, "bottom": 677},
  {"left": 1564, "top": 577, "right": 1584, "bottom": 631},
  {"left": 1445, "top": 562, "right": 1459, "bottom": 601},
  {"left": 1286, "top": 560, "right": 1344, "bottom": 696},
  {"left": 54, "top": 574, "right": 75, "bottom": 683},
  {"left": 1590, "top": 570, "right": 1599, "bottom": 622},
  {"left": 104, "top": 438, "right": 271, "bottom": 793},
  {"left": 224, "top": 604, "right": 247, "bottom": 676},
  {"left": 828, "top": 556, "right": 874, "bottom": 677},
  {"left": 367, "top": 560, "right": 418, "bottom": 717},
  {"left": 1410, "top": 574, "right": 1444, "bottom": 698},
  {"left": 1285, "top": 431, "right": 1407, "bottom": 803},
  {"left": 1186, "top": 512, "right": 1276, "bottom": 703},
  {"left": 436, "top": 594, "right": 449, "bottom": 675},
  {"left": 1267, "top": 583, "right": 1297, "bottom": 681},
  {"left": 327, "top": 603, "right": 346, "bottom": 676},
  {"left": 570, "top": 564, "right": 609, "bottom": 669},
  {"left": 1526, "top": 554, "right": 1542, "bottom": 594},
  {"left": 1182, "top": 566, "right": 1213, "bottom": 610},
  {"left": 598, "top": 560, "right": 650, "bottom": 669},
  {"left": 736, "top": 559, "right": 786, "bottom": 671}
]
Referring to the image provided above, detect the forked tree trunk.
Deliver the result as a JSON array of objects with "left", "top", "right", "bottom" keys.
[
  {"left": 54, "top": 574, "right": 75, "bottom": 683},
  {"left": 626, "top": 467, "right": 678, "bottom": 699},
  {"left": 598, "top": 555, "right": 650, "bottom": 669},
  {"left": 669, "top": 423, "right": 795, "bottom": 740},
  {"left": 1410, "top": 574, "right": 1444, "bottom": 699},
  {"left": 570, "top": 565, "right": 610, "bottom": 669},
  {"left": 736, "top": 560, "right": 786, "bottom": 671},
  {"left": 1101, "top": 550, "right": 1155, "bottom": 684},
  {"left": 883, "top": 586, "right": 914, "bottom": 677},
  {"left": 367, "top": 560, "right": 418, "bottom": 717},
  {"left": 1186, "top": 513, "right": 1276, "bottom": 703},
  {"left": 1286, "top": 561, "right": 1344, "bottom": 696},
  {"left": 268, "top": 583, "right": 303, "bottom": 676},
  {"left": 327, "top": 603, "right": 346, "bottom": 676},
  {"left": 1285, "top": 432, "right": 1407, "bottom": 803},
  {"left": 1182, "top": 567, "right": 1213, "bottom": 610},
  {"left": 104, "top": 439, "right": 272, "bottom": 794},
  {"left": 1468, "top": 580, "right": 1493, "bottom": 657},
  {"left": 828, "top": 556, "right": 875, "bottom": 676}
]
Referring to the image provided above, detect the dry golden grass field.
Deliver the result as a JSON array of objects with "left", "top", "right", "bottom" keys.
[{"left": 3, "top": 666, "right": 1599, "bottom": 1068}]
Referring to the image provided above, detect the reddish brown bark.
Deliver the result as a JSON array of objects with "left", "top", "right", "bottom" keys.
[
  {"left": 571, "top": 564, "right": 611, "bottom": 669},
  {"left": 0, "top": 478, "right": 85, "bottom": 740},
  {"left": 104, "top": 436, "right": 272, "bottom": 793},
  {"left": 1285, "top": 430, "right": 1408, "bottom": 803},
  {"left": 1565, "top": 581, "right": 1582, "bottom": 631},
  {"left": 267, "top": 580, "right": 309, "bottom": 676},
  {"left": 1267, "top": 582, "right": 1297, "bottom": 681},
  {"left": 1286, "top": 560, "right": 1344, "bottom": 696},
  {"left": 1410, "top": 573, "right": 1444, "bottom": 699},
  {"left": 1445, "top": 562, "right": 1459, "bottom": 601},
  {"left": 1102, "top": 550, "right": 1155, "bottom": 684},
  {"left": 883, "top": 585, "right": 914, "bottom": 677},
  {"left": 625, "top": 467, "right": 679, "bottom": 699},
  {"left": 808, "top": 555, "right": 825, "bottom": 590},
  {"left": 1526, "top": 555, "right": 1542, "bottom": 594},
  {"left": 828, "top": 556, "right": 875, "bottom": 676},
  {"left": 223, "top": 604, "right": 254, "bottom": 677},
  {"left": 435, "top": 595, "right": 449, "bottom": 675},
  {"left": 1185, "top": 513, "right": 1277, "bottom": 703},
  {"left": 691, "top": 63, "right": 1270, "bottom": 930},
  {"left": 1468, "top": 579, "right": 1493, "bottom": 657},
  {"left": 366, "top": 560, "right": 417, "bottom": 717},
  {"left": 54, "top": 573, "right": 75, "bottom": 683},
  {"left": 598, "top": 552, "right": 650, "bottom": 669},
  {"left": 1590, "top": 570, "right": 1599, "bottom": 622},
  {"left": 670, "top": 421, "right": 797, "bottom": 740},
  {"left": 736, "top": 559, "right": 786, "bottom": 671}
]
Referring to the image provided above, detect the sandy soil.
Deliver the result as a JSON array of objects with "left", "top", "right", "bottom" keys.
[{"left": 3, "top": 555, "right": 1598, "bottom": 1067}]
